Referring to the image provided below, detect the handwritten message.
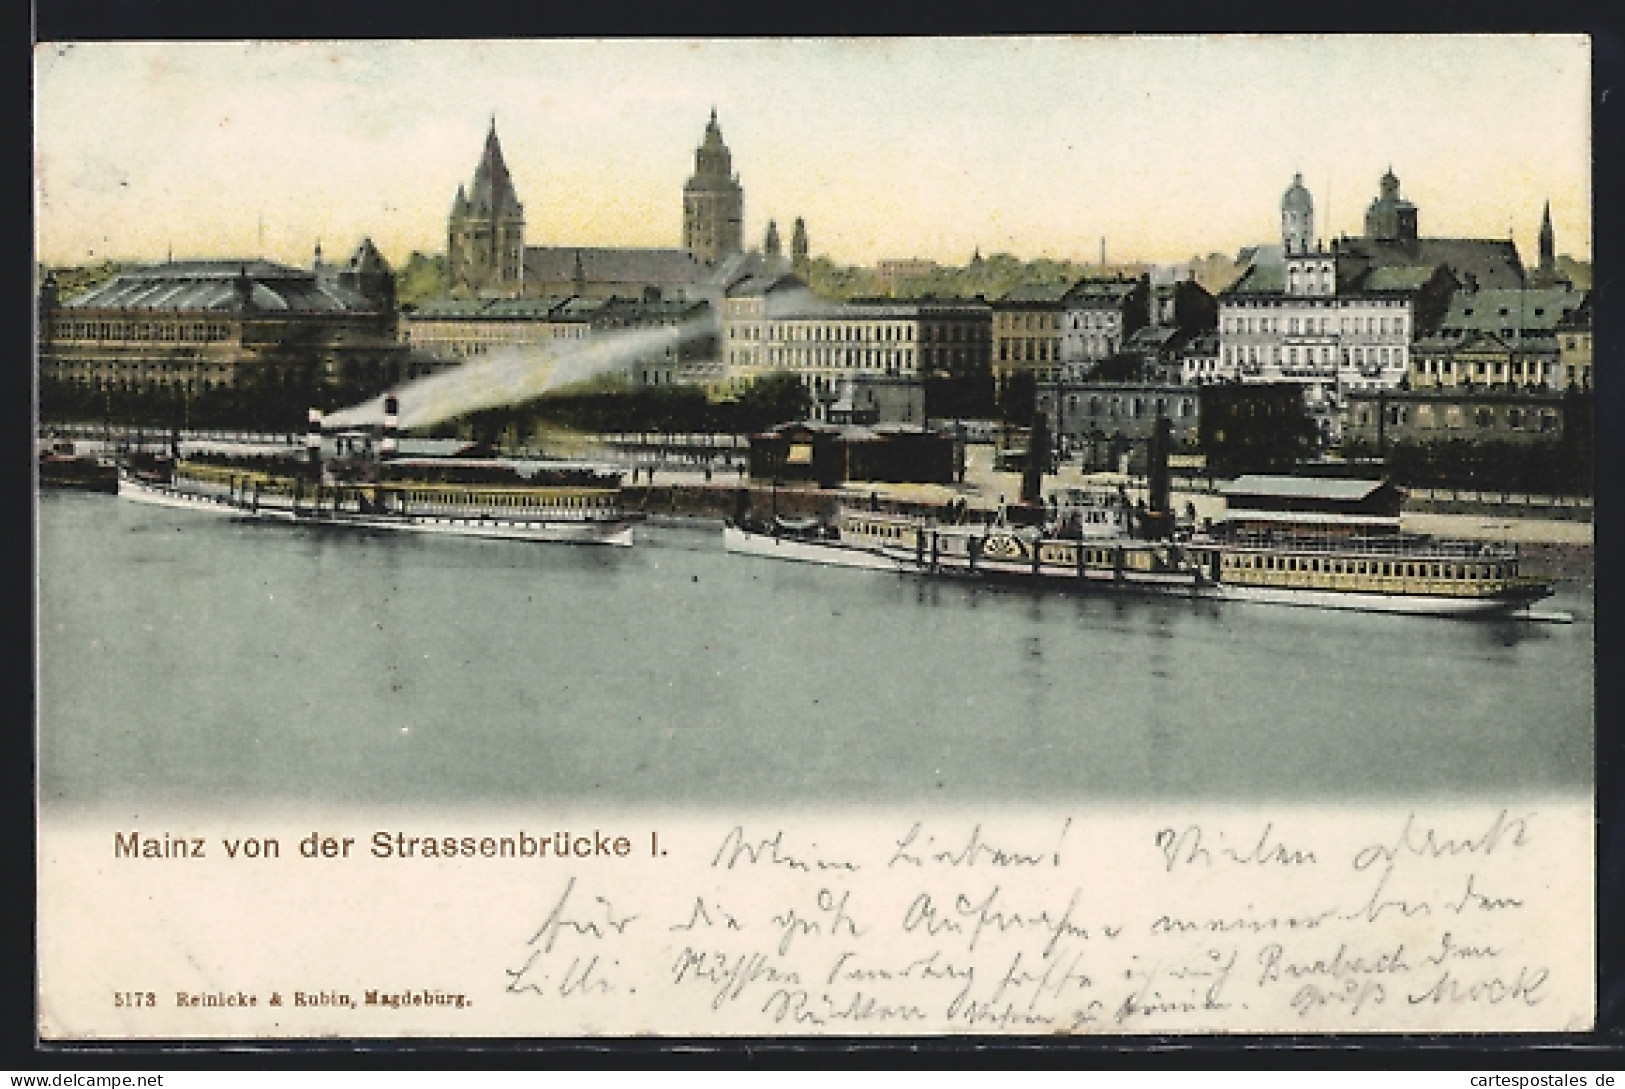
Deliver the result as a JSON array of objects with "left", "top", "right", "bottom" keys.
[{"left": 38, "top": 804, "right": 1593, "bottom": 1037}]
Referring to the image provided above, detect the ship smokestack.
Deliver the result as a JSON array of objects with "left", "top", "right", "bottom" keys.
[
  {"left": 306, "top": 407, "right": 323, "bottom": 469},
  {"left": 382, "top": 394, "right": 399, "bottom": 458},
  {"left": 1140, "top": 413, "right": 1173, "bottom": 540},
  {"left": 1021, "top": 410, "right": 1050, "bottom": 505}
]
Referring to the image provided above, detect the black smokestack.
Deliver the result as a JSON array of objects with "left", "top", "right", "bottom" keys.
[
  {"left": 1149, "top": 413, "right": 1171, "bottom": 517},
  {"left": 1022, "top": 410, "right": 1049, "bottom": 505},
  {"left": 306, "top": 407, "right": 323, "bottom": 470},
  {"left": 382, "top": 394, "right": 399, "bottom": 458}
]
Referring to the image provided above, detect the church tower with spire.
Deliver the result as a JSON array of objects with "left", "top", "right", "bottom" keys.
[
  {"left": 1538, "top": 200, "right": 1556, "bottom": 275},
  {"left": 448, "top": 119, "right": 526, "bottom": 295},
  {"left": 683, "top": 109, "right": 744, "bottom": 264},
  {"left": 1528, "top": 200, "right": 1570, "bottom": 288}
]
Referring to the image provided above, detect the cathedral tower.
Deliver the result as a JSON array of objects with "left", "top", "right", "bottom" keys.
[
  {"left": 448, "top": 120, "right": 526, "bottom": 295},
  {"left": 683, "top": 109, "right": 744, "bottom": 264}
]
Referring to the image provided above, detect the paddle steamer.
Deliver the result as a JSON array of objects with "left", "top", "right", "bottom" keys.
[{"left": 116, "top": 400, "right": 635, "bottom": 547}]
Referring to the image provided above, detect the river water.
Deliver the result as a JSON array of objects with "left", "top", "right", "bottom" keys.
[{"left": 36, "top": 491, "right": 1593, "bottom": 809}]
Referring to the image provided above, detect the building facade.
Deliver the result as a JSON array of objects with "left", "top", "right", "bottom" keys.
[
  {"left": 401, "top": 297, "right": 591, "bottom": 360},
  {"left": 1034, "top": 381, "right": 1202, "bottom": 472},
  {"left": 1121, "top": 278, "right": 1219, "bottom": 383},
  {"left": 1218, "top": 172, "right": 1469, "bottom": 441},
  {"left": 1058, "top": 275, "right": 1150, "bottom": 378},
  {"left": 39, "top": 245, "right": 417, "bottom": 395},
  {"left": 401, "top": 294, "right": 713, "bottom": 387},
  {"left": 992, "top": 284, "right": 1066, "bottom": 384},
  {"left": 721, "top": 275, "right": 991, "bottom": 419},
  {"left": 1408, "top": 286, "right": 1587, "bottom": 394},
  {"left": 1341, "top": 388, "right": 1571, "bottom": 447},
  {"left": 1557, "top": 295, "right": 1592, "bottom": 390}
]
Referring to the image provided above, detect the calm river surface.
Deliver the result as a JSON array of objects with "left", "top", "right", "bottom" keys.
[{"left": 37, "top": 491, "right": 1593, "bottom": 808}]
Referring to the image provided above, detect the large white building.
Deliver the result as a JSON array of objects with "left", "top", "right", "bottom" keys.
[
  {"left": 720, "top": 273, "right": 991, "bottom": 417},
  {"left": 1217, "top": 173, "right": 1460, "bottom": 441}
]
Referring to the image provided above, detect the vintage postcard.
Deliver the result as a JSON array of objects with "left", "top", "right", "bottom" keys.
[{"left": 34, "top": 36, "right": 1594, "bottom": 1039}]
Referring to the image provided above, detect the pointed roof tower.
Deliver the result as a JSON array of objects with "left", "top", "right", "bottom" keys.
[
  {"left": 791, "top": 217, "right": 809, "bottom": 264},
  {"left": 1538, "top": 200, "right": 1555, "bottom": 272},
  {"left": 694, "top": 107, "right": 733, "bottom": 179},
  {"left": 469, "top": 119, "right": 523, "bottom": 218}
]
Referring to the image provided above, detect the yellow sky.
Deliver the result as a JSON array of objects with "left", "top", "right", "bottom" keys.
[{"left": 33, "top": 37, "right": 1592, "bottom": 271}]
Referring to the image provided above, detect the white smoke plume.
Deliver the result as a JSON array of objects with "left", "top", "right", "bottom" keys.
[{"left": 324, "top": 318, "right": 716, "bottom": 432}]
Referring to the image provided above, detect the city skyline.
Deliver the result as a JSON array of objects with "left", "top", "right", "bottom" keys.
[{"left": 34, "top": 36, "right": 1592, "bottom": 272}]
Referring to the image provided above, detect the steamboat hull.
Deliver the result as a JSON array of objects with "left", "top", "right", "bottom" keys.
[
  {"left": 118, "top": 474, "right": 635, "bottom": 547},
  {"left": 723, "top": 525, "right": 904, "bottom": 571},
  {"left": 878, "top": 546, "right": 1207, "bottom": 595},
  {"left": 1206, "top": 580, "right": 1552, "bottom": 617}
]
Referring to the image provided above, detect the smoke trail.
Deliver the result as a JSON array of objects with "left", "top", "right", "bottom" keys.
[{"left": 324, "top": 318, "right": 716, "bottom": 431}]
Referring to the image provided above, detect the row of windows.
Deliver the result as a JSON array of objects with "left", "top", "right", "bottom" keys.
[
  {"left": 847, "top": 520, "right": 910, "bottom": 541},
  {"left": 998, "top": 339, "right": 1055, "bottom": 362},
  {"left": 50, "top": 363, "right": 234, "bottom": 383},
  {"left": 729, "top": 322, "right": 990, "bottom": 344},
  {"left": 404, "top": 324, "right": 590, "bottom": 342},
  {"left": 1354, "top": 405, "right": 1561, "bottom": 432},
  {"left": 1285, "top": 267, "right": 1335, "bottom": 294},
  {"left": 1223, "top": 313, "right": 1407, "bottom": 336},
  {"left": 54, "top": 321, "right": 235, "bottom": 342},
  {"left": 69, "top": 378, "right": 220, "bottom": 393},
  {"left": 1223, "top": 345, "right": 1408, "bottom": 368},
  {"left": 995, "top": 314, "right": 1060, "bottom": 331},
  {"left": 392, "top": 490, "right": 615, "bottom": 511},
  {"left": 1416, "top": 356, "right": 1555, "bottom": 380},
  {"left": 1052, "top": 395, "right": 1197, "bottom": 420},
  {"left": 764, "top": 348, "right": 916, "bottom": 370},
  {"left": 1069, "top": 335, "right": 1118, "bottom": 358},
  {"left": 1224, "top": 552, "right": 1507, "bottom": 580}
]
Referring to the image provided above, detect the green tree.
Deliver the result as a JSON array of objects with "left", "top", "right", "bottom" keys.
[{"left": 395, "top": 252, "right": 449, "bottom": 309}]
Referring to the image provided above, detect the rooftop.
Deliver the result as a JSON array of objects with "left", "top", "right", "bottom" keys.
[
  {"left": 1221, "top": 475, "right": 1389, "bottom": 502},
  {"left": 60, "top": 259, "right": 381, "bottom": 313}
]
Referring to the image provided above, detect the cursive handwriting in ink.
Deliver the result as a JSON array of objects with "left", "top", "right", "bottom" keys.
[
  {"left": 888, "top": 819, "right": 1071, "bottom": 869},
  {"left": 527, "top": 876, "right": 641, "bottom": 955},
  {"left": 669, "top": 947, "right": 801, "bottom": 1010},
  {"left": 710, "top": 827, "right": 859, "bottom": 872},
  {"left": 1155, "top": 823, "right": 1317, "bottom": 872},
  {"left": 769, "top": 888, "right": 866, "bottom": 955},
  {"left": 1352, "top": 810, "right": 1532, "bottom": 878},
  {"left": 667, "top": 896, "right": 743, "bottom": 932},
  {"left": 1446, "top": 873, "right": 1525, "bottom": 914}
]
